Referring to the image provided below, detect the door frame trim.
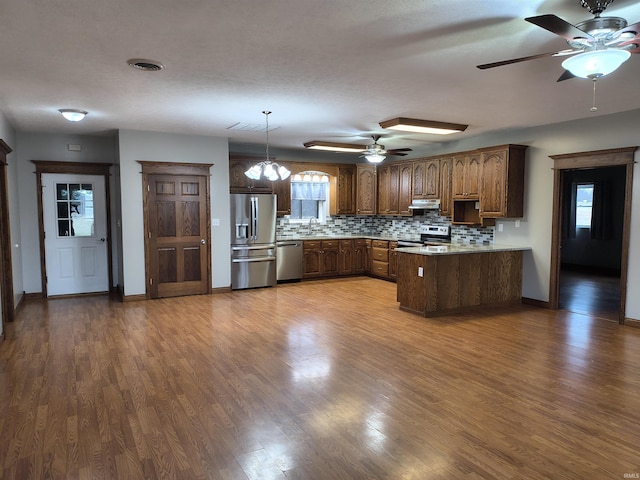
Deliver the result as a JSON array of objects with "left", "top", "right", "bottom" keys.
[
  {"left": 0, "top": 140, "right": 15, "bottom": 328},
  {"left": 32, "top": 161, "right": 113, "bottom": 297},
  {"left": 549, "top": 146, "right": 636, "bottom": 324},
  {"left": 139, "top": 161, "right": 213, "bottom": 299}
]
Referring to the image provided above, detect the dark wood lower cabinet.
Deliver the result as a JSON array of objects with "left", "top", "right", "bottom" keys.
[
  {"left": 302, "top": 237, "right": 397, "bottom": 281},
  {"left": 303, "top": 246, "right": 322, "bottom": 277},
  {"left": 370, "top": 240, "right": 390, "bottom": 279},
  {"left": 389, "top": 241, "right": 398, "bottom": 281},
  {"left": 354, "top": 239, "right": 368, "bottom": 274},
  {"left": 339, "top": 240, "right": 354, "bottom": 275},
  {"left": 396, "top": 250, "right": 524, "bottom": 317},
  {"left": 322, "top": 245, "right": 339, "bottom": 276},
  {"left": 303, "top": 240, "right": 339, "bottom": 278}
]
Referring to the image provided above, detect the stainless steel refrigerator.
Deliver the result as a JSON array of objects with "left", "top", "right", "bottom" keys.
[{"left": 230, "top": 193, "right": 277, "bottom": 290}]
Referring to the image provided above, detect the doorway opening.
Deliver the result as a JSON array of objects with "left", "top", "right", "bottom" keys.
[
  {"left": 549, "top": 147, "right": 636, "bottom": 324},
  {"left": 558, "top": 165, "right": 626, "bottom": 321}
]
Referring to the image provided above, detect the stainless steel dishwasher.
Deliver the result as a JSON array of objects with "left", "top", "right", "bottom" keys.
[{"left": 276, "top": 241, "right": 303, "bottom": 282}]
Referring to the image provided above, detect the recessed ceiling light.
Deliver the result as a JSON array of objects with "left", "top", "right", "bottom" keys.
[
  {"left": 59, "top": 109, "right": 88, "bottom": 122},
  {"left": 379, "top": 117, "right": 468, "bottom": 135},
  {"left": 127, "top": 58, "right": 165, "bottom": 71},
  {"left": 303, "top": 141, "right": 365, "bottom": 153}
]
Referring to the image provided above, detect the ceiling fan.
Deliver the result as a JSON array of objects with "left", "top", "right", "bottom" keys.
[
  {"left": 477, "top": 0, "right": 640, "bottom": 81},
  {"left": 360, "top": 135, "right": 412, "bottom": 163}
]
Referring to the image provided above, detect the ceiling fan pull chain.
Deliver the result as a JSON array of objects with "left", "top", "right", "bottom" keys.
[{"left": 591, "top": 77, "right": 598, "bottom": 112}]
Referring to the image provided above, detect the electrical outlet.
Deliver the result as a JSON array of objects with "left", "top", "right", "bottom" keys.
[
  {"left": 498, "top": 223, "right": 503, "bottom": 232},
  {"left": 418, "top": 266, "right": 424, "bottom": 277},
  {"left": 515, "top": 220, "right": 521, "bottom": 228}
]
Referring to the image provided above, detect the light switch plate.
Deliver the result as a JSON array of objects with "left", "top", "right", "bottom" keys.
[
  {"left": 418, "top": 266, "right": 424, "bottom": 277},
  {"left": 212, "top": 218, "right": 220, "bottom": 226}
]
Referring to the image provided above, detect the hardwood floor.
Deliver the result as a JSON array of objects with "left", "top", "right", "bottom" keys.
[
  {"left": 559, "top": 267, "right": 621, "bottom": 321},
  {"left": 1, "top": 277, "right": 640, "bottom": 479}
]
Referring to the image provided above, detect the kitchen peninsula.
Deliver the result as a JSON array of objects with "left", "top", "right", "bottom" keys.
[{"left": 396, "top": 244, "right": 530, "bottom": 317}]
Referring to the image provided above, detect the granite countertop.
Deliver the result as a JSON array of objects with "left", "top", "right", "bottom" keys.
[
  {"left": 276, "top": 234, "right": 530, "bottom": 254},
  {"left": 395, "top": 244, "right": 531, "bottom": 255}
]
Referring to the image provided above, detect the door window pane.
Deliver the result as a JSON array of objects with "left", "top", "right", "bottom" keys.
[{"left": 56, "top": 183, "right": 95, "bottom": 237}]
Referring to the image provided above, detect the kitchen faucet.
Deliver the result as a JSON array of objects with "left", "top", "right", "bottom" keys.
[{"left": 308, "top": 217, "right": 318, "bottom": 235}]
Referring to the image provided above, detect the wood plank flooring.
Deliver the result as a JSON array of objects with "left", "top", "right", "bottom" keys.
[
  {"left": 1, "top": 277, "right": 640, "bottom": 479},
  {"left": 559, "top": 267, "right": 621, "bottom": 322}
]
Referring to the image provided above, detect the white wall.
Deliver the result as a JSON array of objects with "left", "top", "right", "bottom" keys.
[
  {"left": 389, "top": 108, "right": 640, "bottom": 320},
  {"left": 117, "top": 130, "right": 230, "bottom": 297},
  {"left": 15, "top": 132, "right": 117, "bottom": 293}
]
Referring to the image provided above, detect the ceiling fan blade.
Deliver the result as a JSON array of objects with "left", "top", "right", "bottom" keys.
[
  {"left": 525, "top": 14, "right": 593, "bottom": 42},
  {"left": 556, "top": 70, "right": 576, "bottom": 82},
  {"left": 477, "top": 50, "right": 566, "bottom": 69},
  {"left": 387, "top": 152, "right": 409, "bottom": 156},
  {"left": 388, "top": 148, "right": 412, "bottom": 152},
  {"left": 615, "top": 20, "right": 640, "bottom": 48}
]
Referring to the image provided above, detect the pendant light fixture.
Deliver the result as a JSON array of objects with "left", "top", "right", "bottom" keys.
[{"left": 244, "top": 111, "right": 291, "bottom": 181}]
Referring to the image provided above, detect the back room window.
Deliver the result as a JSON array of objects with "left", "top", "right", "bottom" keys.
[{"left": 575, "top": 183, "right": 594, "bottom": 229}]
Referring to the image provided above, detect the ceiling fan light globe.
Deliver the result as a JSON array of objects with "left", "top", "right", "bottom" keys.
[
  {"left": 365, "top": 153, "right": 385, "bottom": 163},
  {"left": 561, "top": 49, "right": 630, "bottom": 78}
]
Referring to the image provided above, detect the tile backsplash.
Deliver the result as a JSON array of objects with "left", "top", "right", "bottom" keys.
[{"left": 277, "top": 212, "right": 494, "bottom": 244}]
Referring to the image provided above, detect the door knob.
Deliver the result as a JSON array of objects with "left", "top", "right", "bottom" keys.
[
  {"left": 99, "top": 238, "right": 106, "bottom": 242},
  {"left": 200, "top": 239, "right": 206, "bottom": 245}
]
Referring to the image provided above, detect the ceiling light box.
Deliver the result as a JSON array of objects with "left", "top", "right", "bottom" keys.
[
  {"left": 303, "top": 141, "right": 365, "bottom": 153},
  {"left": 379, "top": 118, "right": 468, "bottom": 135}
]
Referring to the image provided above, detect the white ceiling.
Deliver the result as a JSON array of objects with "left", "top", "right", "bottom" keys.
[{"left": 2, "top": 0, "right": 640, "bottom": 158}]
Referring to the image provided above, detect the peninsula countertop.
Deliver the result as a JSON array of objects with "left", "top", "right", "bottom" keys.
[{"left": 395, "top": 243, "right": 531, "bottom": 255}]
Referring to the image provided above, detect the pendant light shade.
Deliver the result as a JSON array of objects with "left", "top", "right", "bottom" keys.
[
  {"left": 561, "top": 49, "right": 631, "bottom": 78},
  {"left": 244, "top": 111, "right": 290, "bottom": 181}
]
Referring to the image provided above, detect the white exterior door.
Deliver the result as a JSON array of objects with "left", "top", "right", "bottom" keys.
[{"left": 42, "top": 174, "right": 109, "bottom": 296}]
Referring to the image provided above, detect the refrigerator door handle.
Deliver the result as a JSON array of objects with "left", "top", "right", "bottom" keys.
[
  {"left": 232, "top": 257, "right": 276, "bottom": 263},
  {"left": 251, "top": 196, "right": 259, "bottom": 241}
]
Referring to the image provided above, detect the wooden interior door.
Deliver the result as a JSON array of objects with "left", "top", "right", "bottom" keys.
[{"left": 141, "top": 162, "right": 212, "bottom": 299}]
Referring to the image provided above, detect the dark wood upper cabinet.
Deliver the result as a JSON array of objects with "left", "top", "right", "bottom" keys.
[
  {"left": 478, "top": 144, "right": 527, "bottom": 218},
  {"left": 229, "top": 155, "right": 273, "bottom": 193},
  {"left": 272, "top": 175, "right": 291, "bottom": 216},
  {"left": 439, "top": 157, "right": 453, "bottom": 217},
  {"left": 337, "top": 165, "right": 356, "bottom": 214},
  {"left": 412, "top": 158, "right": 440, "bottom": 199},
  {"left": 452, "top": 152, "right": 480, "bottom": 199},
  {"left": 356, "top": 164, "right": 377, "bottom": 215},
  {"left": 398, "top": 162, "right": 413, "bottom": 216}
]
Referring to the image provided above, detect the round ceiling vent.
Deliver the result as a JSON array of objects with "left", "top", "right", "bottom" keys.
[{"left": 127, "top": 58, "right": 164, "bottom": 71}]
